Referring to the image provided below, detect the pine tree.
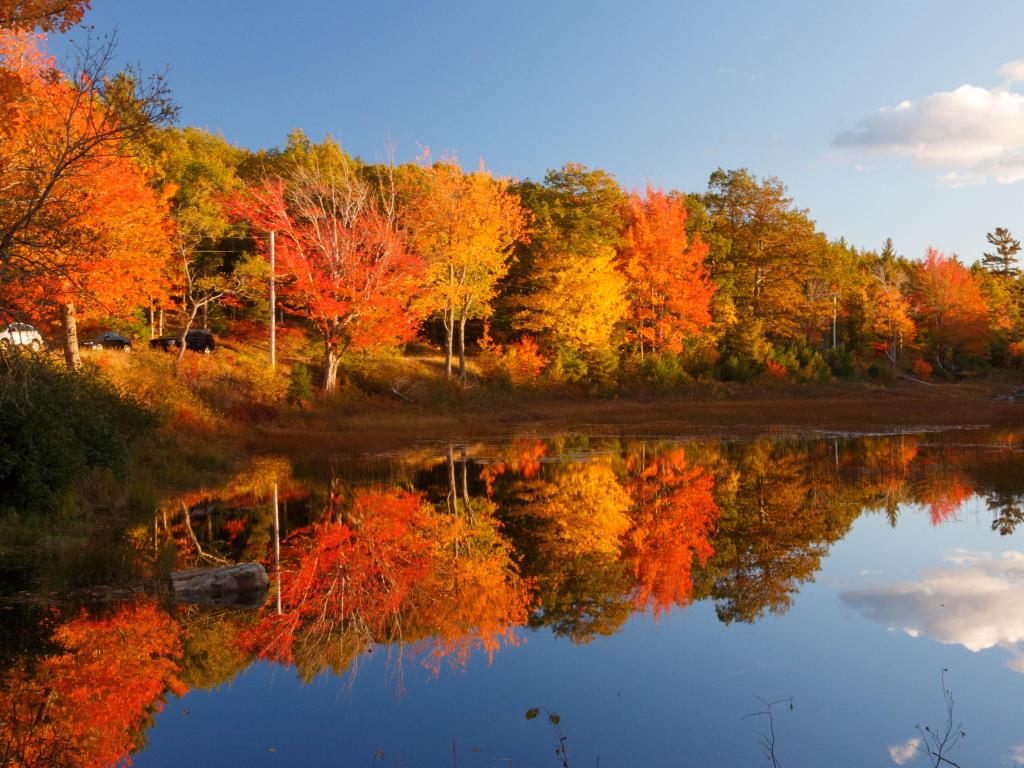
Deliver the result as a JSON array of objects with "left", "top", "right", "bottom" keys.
[{"left": 982, "top": 227, "right": 1022, "bottom": 278}]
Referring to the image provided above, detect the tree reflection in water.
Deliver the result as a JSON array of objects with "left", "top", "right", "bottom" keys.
[{"left": 2, "top": 430, "right": 1024, "bottom": 766}]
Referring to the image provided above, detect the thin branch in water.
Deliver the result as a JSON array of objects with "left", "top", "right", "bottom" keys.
[{"left": 744, "top": 695, "right": 793, "bottom": 768}]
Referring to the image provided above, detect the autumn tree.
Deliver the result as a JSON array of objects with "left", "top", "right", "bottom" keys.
[
  {"left": 1, "top": 74, "right": 175, "bottom": 366},
  {"left": 914, "top": 248, "right": 989, "bottom": 372},
  {"left": 400, "top": 154, "right": 527, "bottom": 383},
  {"left": 0, "top": 0, "right": 88, "bottom": 31},
  {"left": 0, "top": 30, "right": 176, "bottom": 365},
  {"left": 0, "top": 602, "right": 185, "bottom": 768},
  {"left": 616, "top": 186, "right": 714, "bottom": 361},
  {"left": 867, "top": 243, "right": 916, "bottom": 368},
  {"left": 510, "top": 163, "right": 628, "bottom": 381},
  {"left": 241, "top": 488, "right": 438, "bottom": 681},
  {"left": 624, "top": 446, "right": 719, "bottom": 615},
  {"left": 702, "top": 168, "right": 827, "bottom": 345},
  {"left": 147, "top": 127, "right": 252, "bottom": 345},
  {"left": 231, "top": 152, "right": 426, "bottom": 394}
]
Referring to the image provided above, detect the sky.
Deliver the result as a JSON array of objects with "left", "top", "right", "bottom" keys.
[{"left": 47, "top": 0, "right": 1024, "bottom": 263}]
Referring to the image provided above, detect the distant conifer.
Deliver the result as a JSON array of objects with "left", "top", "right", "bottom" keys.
[{"left": 982, "top": 227, "right": 1022, "bottom": 278}]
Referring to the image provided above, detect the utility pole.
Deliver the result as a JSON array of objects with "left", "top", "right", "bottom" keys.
[
  {"left": 831, "top": 290, "right": 838, "bottom": 349},
  {"left": 272, "top": 480, "right": 281, "bottom": 616},
  {"left": 269, "top": 230, "right": 276, "bottom": 370}
]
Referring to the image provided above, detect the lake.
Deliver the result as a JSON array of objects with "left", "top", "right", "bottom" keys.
[{"left": 2, "top": 427, "right": 1023, "bottom": 767}]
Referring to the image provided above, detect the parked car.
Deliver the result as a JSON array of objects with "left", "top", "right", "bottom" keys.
[
  {"left": 149, "top": 328, "right": 216, "bottom": 353},
  {"left": 82, "top": 331, "right": 133, "bottom": 352},
  {"left": 0, "top": 322, "right": 45, "bottom": 352}
]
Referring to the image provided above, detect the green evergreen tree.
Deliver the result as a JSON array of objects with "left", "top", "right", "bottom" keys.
[{"left": 982, "top": 227, "right": 1022, "bottom": 278}]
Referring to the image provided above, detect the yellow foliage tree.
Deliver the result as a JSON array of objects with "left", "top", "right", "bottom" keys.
[{"left": 401, "top": 153, "right": 527, "bottom": 382}]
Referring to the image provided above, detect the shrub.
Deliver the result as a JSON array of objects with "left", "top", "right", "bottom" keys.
[
  {"left": 0, "top": 354, "right": 156, "bottom": 510},
  {"left": 544, "top": 345, "right": 588, "bottom": 384},
  {"left": 825, "top": 344, "right": 856, "bottom": 379},
  {"left": 764, "top": 359, "right": 788, "bottom": 380},
  {"left": 288, "top": 362, "right": 313, "bottom": 405},
  {"left": 912, "top": 359, "right": 934, "bottom": 380},
  {"left": 640, "top": 352, "right": 693, "bottom": 389},
  {"left": 479, "top": 329, "right": 548, "bottom": 387}
]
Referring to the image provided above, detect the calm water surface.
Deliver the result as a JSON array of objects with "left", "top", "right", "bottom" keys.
[{"left": 3, "top": 428, "right": 1024, "bottom": 767}]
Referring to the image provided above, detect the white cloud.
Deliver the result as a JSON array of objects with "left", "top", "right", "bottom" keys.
[
  {"left": 1009, "top": 744, "right": 1024, "bottom": 765},
  {"left": 841, "top": 550, "right": 1024, "bottom": 672},
  {"left": 999, "top": 59, "right": 1024, "bottom": 84},
  {"left": 834, "top": 60, "right": 1024, "bottom": 185},
  {"left": 888, "top": 737, "right": 921, "bottom": 765}
]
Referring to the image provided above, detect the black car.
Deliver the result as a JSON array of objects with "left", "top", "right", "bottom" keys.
[
  {"left": 82, "top": 331, "right": 133, "bottom": 351},
  {"left": 149, "top": 328, "right": 216, "bottom": 353}
]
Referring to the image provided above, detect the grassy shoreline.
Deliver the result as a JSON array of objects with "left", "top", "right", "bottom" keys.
[{"left": 246, "top": 378, "right": 1024, "bottom": 455}]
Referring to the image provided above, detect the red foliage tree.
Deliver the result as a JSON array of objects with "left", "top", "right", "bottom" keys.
[
  {"left": 240, "top": 488, "right": 437, "bottom": 679},
  {"left": 230, "top": 167, "right": 426, "bottom": 394}
]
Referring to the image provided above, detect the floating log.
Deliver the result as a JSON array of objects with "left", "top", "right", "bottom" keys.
[{"left": 169, "top": 563, "right": 269, "bottom": 607}]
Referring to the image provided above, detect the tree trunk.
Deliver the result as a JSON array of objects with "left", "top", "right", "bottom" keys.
[
  {"left": 169, "top": 563, "right": 269, "bottom": 607},
  {"left": 174, "top": 310, "right": 196, "bottom": 375},
  {"left": 158, "top": 307, "right": 164, "bottom": 337},
  {"left": 323, "top": 341, "right": 341, "bottom": 395},
  {"left": 60, "top": 302, "right": 81, "bottom": 370},
  {"left": 443, "top": 307, "right": 454, "bottom": 381},
  {"left": 458, "top": 311, "right": 468, "bottom": 384},
  {"left": 201, "top": 302, "right": 208, "bottom": 330},
  {"left": 149, "top": 299, "right": 155, "bottom": 340},
  {"left": 446, "top": 443, "right": 457, "bottom": 515},
  {"left": 460, "top": 445, "right": 474, "bottom": 524}
]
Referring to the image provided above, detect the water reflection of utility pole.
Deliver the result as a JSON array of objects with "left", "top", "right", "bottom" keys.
[{"left": 272, "top": 480, "right": 281, "bottom": 616}]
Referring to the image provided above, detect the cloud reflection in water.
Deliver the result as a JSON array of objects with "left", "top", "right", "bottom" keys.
[{"left": 842, "top": 551, "right": 1024, "bottom": 672}]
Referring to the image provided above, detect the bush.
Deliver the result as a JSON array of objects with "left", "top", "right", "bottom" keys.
[
  {"left": 545, "top": 344, "right": 588, "bottom": 385},
  {"left": 0, "top": 354, "right": 156, "bottom": 510},
  {"left": 478, "top": 332, "right": 548, "bottom": 387},
  {"left": 288, "top": 362, "right": 313, "bottom": 405},
  {"left": 721, "top": 354, "right": 760, "bottom": 382},
  {"left": 912, "top": 359, "right": 933, "bottom": 380},
  {"left": 825, "top": 344, "right": 856, "bottom": 379},
  {"left": 640, "top": 352, "right": 693, "bottom": 389},
  {"left": 764, "top": 341, "right": 833, "bottom": 383}
]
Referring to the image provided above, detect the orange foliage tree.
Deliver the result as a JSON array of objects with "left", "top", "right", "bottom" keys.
[
  {"left": 619, "top": 186, "right": 714, "bottom": 358},
  {"left": 914, "top": 248, "right": 989, "bottom": 372},
  {"left": 0, "top": 29, "right": 175, "bottom": 366},
  {"left": 0, "top": 0, "right": 89, "bottom": 31},
  {"left": 624, "top": 447, "right": 719, "bottom": 615},
  {"left": 4, "top": 150, "right": 174, "bottom": 365},
  {"left": 0, "top": 602, "right": 185, "bottom": 768}
]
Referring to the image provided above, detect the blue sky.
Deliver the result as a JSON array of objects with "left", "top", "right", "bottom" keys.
[{"left": 51, "top": 0, "right": 1024, "bottom": 262}]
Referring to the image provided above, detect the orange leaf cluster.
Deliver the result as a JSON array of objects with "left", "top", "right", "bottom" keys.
[
  {"left": 0, "top": 602, "right": 185, "bottom": 768},
  {"left": 620, "top": 186, "right": 714, "bottom": 354}
]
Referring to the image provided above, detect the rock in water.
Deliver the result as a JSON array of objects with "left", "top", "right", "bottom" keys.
[{"left": 169, "top": 563, "right": 269, "bottom": 607}]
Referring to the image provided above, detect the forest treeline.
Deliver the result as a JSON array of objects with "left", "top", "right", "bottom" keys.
[{"left": 3, "top": 7, "right": 1024, "bottom": 401}]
